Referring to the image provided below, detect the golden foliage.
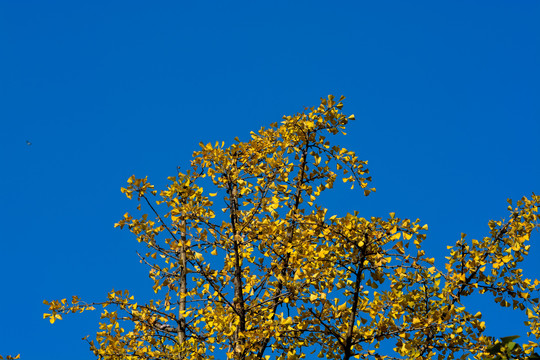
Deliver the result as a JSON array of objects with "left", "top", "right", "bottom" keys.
[{"left": 44, "top": 96, "right": 540, "bottom": 360}]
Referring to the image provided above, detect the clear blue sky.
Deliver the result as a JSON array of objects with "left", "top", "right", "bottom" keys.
[{"left": 1, "top": 1, "right": 539, "bottom": 359}]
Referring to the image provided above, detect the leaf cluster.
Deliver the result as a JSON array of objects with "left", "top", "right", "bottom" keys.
[{"left": 484, "top": 336, "right": 540, "bottom": 360}]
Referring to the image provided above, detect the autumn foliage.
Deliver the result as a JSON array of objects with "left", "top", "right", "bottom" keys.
[{"left": 44, "top": 96, "right": 540, "bottom": 360}]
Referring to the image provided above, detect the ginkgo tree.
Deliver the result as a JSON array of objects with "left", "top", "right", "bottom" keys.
[{"left": 44, "top": 96, "right": 540, "bottom": 360}]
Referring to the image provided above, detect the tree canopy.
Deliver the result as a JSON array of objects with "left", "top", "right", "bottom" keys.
[{"left": 44, "top": 96, "right": 540, "bottom": 360}]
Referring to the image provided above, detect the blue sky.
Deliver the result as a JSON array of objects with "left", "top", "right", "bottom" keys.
[{"left": 1, "top": 1, "right": 539, "bottom": 359}]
